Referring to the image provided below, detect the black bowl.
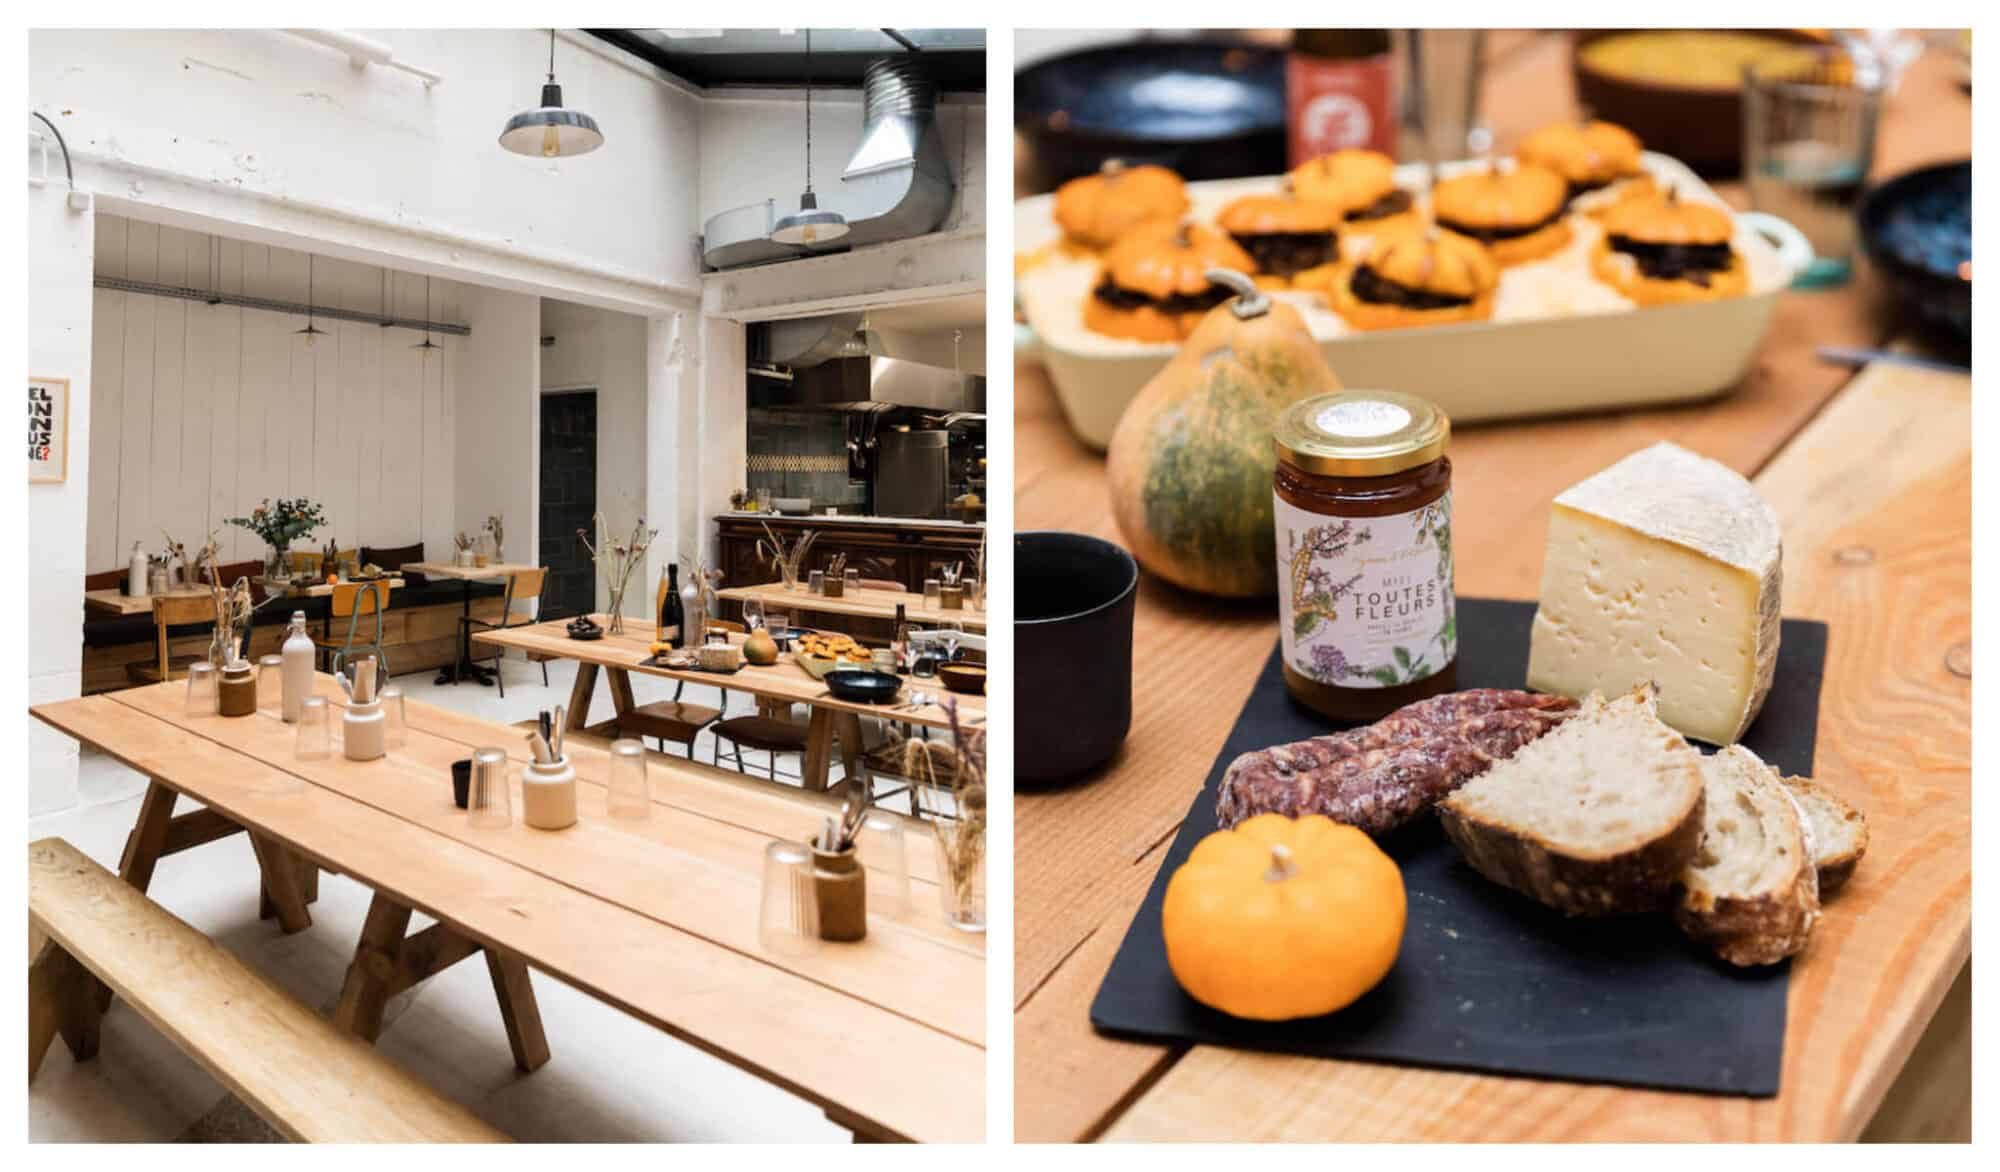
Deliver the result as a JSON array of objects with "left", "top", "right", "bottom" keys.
[
  {"left": 823, "top": 669, "right": 904, "bottom": 705},
  {"left": 1016, "top": 40, "right": 1287, "bottom": 186},
  {"left": 1016, "top": 532, "right": 1140, "bottom": 784},
  {"left": 1858, "top": 159, "right": 1971, "bottom": 345}
]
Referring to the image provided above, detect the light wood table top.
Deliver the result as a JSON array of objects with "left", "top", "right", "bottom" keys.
[
  {"left": 402, "top": 561, "right": 539, "bottom": 581},
  {"left": 717, "top": 582, "right": 988, "bottom": 632},
  {"left": 33, "top": 675, "right": 984, "bottom": 1142},
  {"left": 473, "top": 617, "right": 986, "bottom": 733},
  {"left": 83, "top": 586, "right": 211, "bottom": 616},
  {"left": 1013, "top": 34, "right": 1970, "bottom": 1144},
  {"left": 254, "top": 576, "right": 405, "bottom": 597}
]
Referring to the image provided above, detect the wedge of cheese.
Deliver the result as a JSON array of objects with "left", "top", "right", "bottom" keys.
[{"left": 1526, "top": 442, "right": 1782, "bottom": 745}]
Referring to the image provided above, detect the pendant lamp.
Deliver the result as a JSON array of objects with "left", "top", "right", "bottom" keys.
[
  {"left": 500, "top": 29, "right": 605, "bottom": 158},
  {"left": 770, "top": 30, "right": 849, "bottom": 246}
]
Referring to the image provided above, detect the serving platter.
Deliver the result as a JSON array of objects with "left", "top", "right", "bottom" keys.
[
  {"left": 1090, "top": 598, "right": 1830, "bottom": 1096},
  {"left": 1016, "top": 152, "right": 1815, "bottom": 448}
]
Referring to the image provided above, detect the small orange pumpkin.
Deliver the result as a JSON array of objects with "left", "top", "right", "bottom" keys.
[
  {"left": 1163, "top": 814, "right": 1406, "bottom": 1021},
  {"left": 1053, "top": 161, "right": 1191, "bottom": 252},
  {"left": 1591, "top": 189, "right": 1747, "bottom": 305},
  {"left": 1431, "top": 162, "right": 1574, "bottom": 267},
  {"left": 1083, "top": 222, "right": 1256, "bottom": 343},
  {"left": 1516, "top": 119, "right": 1645, "bottom": 189}
]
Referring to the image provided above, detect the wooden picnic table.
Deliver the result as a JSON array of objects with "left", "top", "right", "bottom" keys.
[
  {"left": 1013, "top": 33, "right": 1970, "bottom": 1143},
  {"left": 32, "top": 674, "right": 983, "bottom": 1142},
  {"left": 472, "top": 617, "right": 986, "bottom": 793},
  {"left": 83, "top": 586, "right": 210, "bottom": 617},
  {"left": 404, "top": 561, "right": 539, "bottom": 686},
  {"left": 85, "top": 577, "right": 405, "bottom": 616},
  {"left": 717, "top": 582, "right": 988, "bottom": 632}
]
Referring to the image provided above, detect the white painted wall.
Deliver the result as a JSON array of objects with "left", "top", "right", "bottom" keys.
[
  {"left": 540, "top": 299, "right": 650, "bottom": 614},
  {"left": 30, "top": 29, "right": 704, "bottom": 302},
  {"left": 698, "top": 92, "right": 986, "bottom": 234},
  {"left": 28, "top": 185, "right": 96, "bottom": 814},
  {"left": 454, "top": 285, "right": 541, "bottom": 567},
  {"left": 87, "top": 215, "right": 466, "bottom": 570}
]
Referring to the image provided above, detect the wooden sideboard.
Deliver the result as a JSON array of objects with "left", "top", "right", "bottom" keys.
[{"left": 713, "top": 514, "right": 984, "bottom": 643}]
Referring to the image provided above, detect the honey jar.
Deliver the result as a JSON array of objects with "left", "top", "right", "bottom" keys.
[{"left": 1272, "top": 390, "right": 1456, "bottom": 721}]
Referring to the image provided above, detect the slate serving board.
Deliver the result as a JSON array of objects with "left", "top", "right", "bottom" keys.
[{"left": 1090, "top": 597, "right": 1829, "bottom": 1097}]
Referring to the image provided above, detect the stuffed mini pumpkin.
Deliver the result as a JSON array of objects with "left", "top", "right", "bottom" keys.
[
  {"left": 1163, "top": 813, "right": 1405, "bottom": 1021},
  {"left": 1106, "top": 269, "right": 1342, "bottom": 597}
]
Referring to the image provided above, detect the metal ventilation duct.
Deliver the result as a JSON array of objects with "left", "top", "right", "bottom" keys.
[
  {"left": 760, "top": 312, "right": 867, "bottom": 367},
  {"left": 702, "top": 57, "right": 957, "bottom": 270}
]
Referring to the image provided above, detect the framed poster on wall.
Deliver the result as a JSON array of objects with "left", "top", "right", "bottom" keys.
[{"left": 29, "top": 376, "right": 68, "bottom": 483}]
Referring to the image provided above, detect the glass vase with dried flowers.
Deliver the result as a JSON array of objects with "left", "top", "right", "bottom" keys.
[
  {"left": 579, "top": 513, "right": 658, "bottom": 636},
  {"left": 906, "top": 701, "right": 986, "bottom": 932},
  {"left": 756, "top": 521, "right": 819, "bottom": 592},
  {"left": 226, "top": 497, "right": 326, "bottom": 585}
]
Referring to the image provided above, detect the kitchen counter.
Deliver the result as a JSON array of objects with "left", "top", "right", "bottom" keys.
[{"left": 714, "top": 511, "right": 984, "bottom": 530}]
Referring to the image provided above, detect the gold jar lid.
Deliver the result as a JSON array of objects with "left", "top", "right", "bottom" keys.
[{"left": 1274, "top": 390, "right": 1450, "bottom": 477}]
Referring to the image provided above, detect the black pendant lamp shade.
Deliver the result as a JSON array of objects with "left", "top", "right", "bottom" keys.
[
  {"left": 295, "top": 255, "right": 325, "bottom": 348},
  {"left": 501, "top": 30, "right": 605, "bottom": 158}
]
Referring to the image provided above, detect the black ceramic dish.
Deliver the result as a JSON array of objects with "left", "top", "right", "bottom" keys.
[
  {"left": 1017, "top": 531, "right": 1140, "bottom": 785},
  {"left": 1016, "top": 41, "right": 1287, "bottom": 186},
  {"left": 1858, "top": 159, "right": 1971, "bottom": 345},
  {"left": 823, "top": 669, "right": 904, "bottom": 704}
]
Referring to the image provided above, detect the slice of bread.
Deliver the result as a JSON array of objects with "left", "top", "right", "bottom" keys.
[
  {"left": 1673, "top": 745, "right": 1821, "bottom": 966},
  {"left": 1438, "top": 684, "right": 1706, "bottom": 916},
  {"left": 1781, "top": 775, "right": 1868, "bottom": 895}
]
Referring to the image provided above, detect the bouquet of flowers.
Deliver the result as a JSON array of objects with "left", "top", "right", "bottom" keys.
[{"left": 226, "top": 497, "right": 326, "bottom": 579}]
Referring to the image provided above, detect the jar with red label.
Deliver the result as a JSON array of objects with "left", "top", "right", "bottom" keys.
[{"left": 1272, "top": 390, "right": 1455, "bottom": 722}]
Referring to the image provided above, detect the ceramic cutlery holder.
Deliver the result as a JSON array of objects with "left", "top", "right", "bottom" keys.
[
  {"left": 811, "top": 847, "right": 868, "bottom": 942},
  {"left": 522, "top": 756, "right": 578, "bottom": 830}
]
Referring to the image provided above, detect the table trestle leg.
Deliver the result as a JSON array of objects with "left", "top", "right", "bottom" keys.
[{"left": 334, "top": 891, "right": 551, "bottom": 1072}]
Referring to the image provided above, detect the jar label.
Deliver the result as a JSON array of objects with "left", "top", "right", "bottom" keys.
[{"left": 1276, "top": 490, "right": 1456, "bottom": 690}]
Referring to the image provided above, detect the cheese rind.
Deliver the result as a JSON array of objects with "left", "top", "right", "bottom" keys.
[{"left": 1526, "top": 442, "right": 1782, "bottom": 745}]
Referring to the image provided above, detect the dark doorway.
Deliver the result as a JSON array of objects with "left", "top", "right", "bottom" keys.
[{"left": 539, "top": 391, "right": 597, "bottom": 620}]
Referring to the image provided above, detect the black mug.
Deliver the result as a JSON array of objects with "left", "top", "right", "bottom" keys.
[{"left": 1016, "top": 531, "right": 1140, "bottom": 784}]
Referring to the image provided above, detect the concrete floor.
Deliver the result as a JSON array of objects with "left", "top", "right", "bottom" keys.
[{"left": 28, "top": 652, "right": 908, "bottom": 1143}]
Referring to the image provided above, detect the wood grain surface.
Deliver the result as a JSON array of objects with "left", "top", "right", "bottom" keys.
[
  {"left": 30, "top": 837, "right": 509, "bottom": 1143},
  {"left": 33, "top": 684, "right": 984, "bottom": 1142},
  {"left": 473, "top": 617, "right": 985, "bottom": 732},
  {"left": 717, "top": 582, "right": 989, "bottom": 630},
  {"left": 1012, "top": 33, "right": 1970, "bottom": 1143}
]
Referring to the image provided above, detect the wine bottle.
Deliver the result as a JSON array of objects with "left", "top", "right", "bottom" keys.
[
  {"left": 1287, "top": 29, "right": 1396, "bottom": 165},
  {"left": 660, "top": 563, "right": 685, "bottom": 649},
  {"left": 892, "top": 603, "right": 910, "bottom": 672}
]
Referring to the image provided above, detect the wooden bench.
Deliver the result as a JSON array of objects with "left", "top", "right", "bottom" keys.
[{"left": 28, "top": 837, "right": 507, "bottom": 1143}]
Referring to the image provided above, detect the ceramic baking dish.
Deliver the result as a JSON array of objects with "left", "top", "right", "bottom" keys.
[{"left": 1015, "top": 153, "right": 1812, "bottom": 450}]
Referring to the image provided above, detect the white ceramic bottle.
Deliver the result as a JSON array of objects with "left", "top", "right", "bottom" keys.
[
  {"left": 127, "top": 541, "right": 150, "bottom": 599},
  {"left": 341, "top": 658, "right": 386, "bottom": 762},
  {"left": 280, "top": 611, "right": 315, "bottom": 723}
]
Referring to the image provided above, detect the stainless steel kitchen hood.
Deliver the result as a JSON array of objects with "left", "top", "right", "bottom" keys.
[{"left": 702, "top": 57, "right": 957, "bottom": 271}]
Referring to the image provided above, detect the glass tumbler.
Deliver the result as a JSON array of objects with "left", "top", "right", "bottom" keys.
[
  {"left": 766, "top": 614, "right": 790, "bottom": 649},
  {"left": 185, "top": 662, "right": 219, "bottom": 717},
  {"left": 857, "top": 812, "right": 912, "bottom": 920},
  {"left": 468, "top": 747, "right": 512, "bottom": 829},
  {"left": 294, "top": 696, "right": 332, "bottom": 759},
  {"left": 758, "top": 840, "right": 820, "bottom": 956},
  {"left": 808, "top": 570, "right": 825, "bottom": 594},
  {"left": 380, "top": 686, "right": 407, "bottom": 751},
  {"left": 742, "top": 598, "right": 764, "bottom": 630},
  {"left": 924, "top": 578, "right": 943, "bottom": 607},
  {"left": 935, "top": 831, "right": 986, "bottom": 933},
  {"left": 256, "top": 655, "right": 284, "bottom": 713},
  {"left": 1744, "top": 48, "right": 1883, "bottom": 287},
  {"left": 842, "top": 568, "right": 860, "bottom": 593},
  {"left": 606, "top": 737, "right": 650, "bottom": 820}
]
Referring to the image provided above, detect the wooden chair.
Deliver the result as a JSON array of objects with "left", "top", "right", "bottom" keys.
[
  {"left": 29, "top": 838, "right": 508, "bottom": 1142},
  {"left": 124, "top": 594, "right": 216, "bottom": 687},
  {"left": 461, "top": 568, "right": 547, "bottom": 699},
  {"left": 314, "top": 581, "right": 390, "bottom": 679},
  {"left": 703, "top": 618, "right": 811, "bottom": 779}
]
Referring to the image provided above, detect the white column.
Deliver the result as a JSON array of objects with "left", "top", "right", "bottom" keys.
[{"left": 28, "top": 184, "right": 96, "bottom": 814}]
